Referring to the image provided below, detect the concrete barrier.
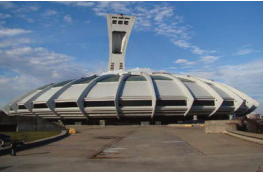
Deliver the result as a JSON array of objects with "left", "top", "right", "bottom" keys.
[
  {"left": 0, "top": 116, "right": 65, "bottom": 132},
  {"left": 0, "top": 130, "right": 69, "bottom": 156},
  {"left": 226, "top": 129, "right": 263, "bottom": 145},
  {"left": 205, "top": 120, "right": 242, "bottom": 134}
]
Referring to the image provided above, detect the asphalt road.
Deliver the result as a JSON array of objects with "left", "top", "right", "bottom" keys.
[{"left": 1, "top": 126, "right": 263, "bottom": 171}]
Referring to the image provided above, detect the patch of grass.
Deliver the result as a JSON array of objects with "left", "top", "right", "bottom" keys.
[{"left": 1, "top": 131, "right": 61, "bottom": 143}]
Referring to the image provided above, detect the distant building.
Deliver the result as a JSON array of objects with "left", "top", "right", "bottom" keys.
[
  {"left": 247, "top": 112, "right": 261, "bottom": 119},
  {"left": 1, "top": 14, "right": 259, "bottom": 125}
]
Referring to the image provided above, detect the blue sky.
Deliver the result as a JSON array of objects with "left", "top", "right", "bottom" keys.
[{"left": 0, "top": 1, "right": 263, "bottom": 114}]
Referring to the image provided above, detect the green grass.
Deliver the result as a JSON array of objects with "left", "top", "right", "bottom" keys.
[{"left": 1, "top": 131, "right": 61, "bottom": 143}]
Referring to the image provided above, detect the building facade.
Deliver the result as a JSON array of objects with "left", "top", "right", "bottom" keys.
[{"left": 1, "top": 14, "right": 259, "bottom": 125}]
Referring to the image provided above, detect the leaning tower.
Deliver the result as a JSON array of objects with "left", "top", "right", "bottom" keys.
[{"left": 106, "top": 14, "right": 136, "bottom": 71}]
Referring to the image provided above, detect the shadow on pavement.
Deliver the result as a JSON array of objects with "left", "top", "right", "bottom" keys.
[
  {"left": 0, "top": 166, "right": 12, "bottom": 171},
  {"left": 19, "top": 151, "right": 50, "bottom": 156}
]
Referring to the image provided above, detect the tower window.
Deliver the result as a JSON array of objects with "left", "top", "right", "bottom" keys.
[
  {"left": 110, "top": 63, "right": 114, "bottom": 71},
  {"left": 112, "top": 20, "right": 117, "bottom": 24},
  {"left": 124, "top": 21, "right": 129, "bottom": 25},
  {"left": 125, "top": 17, "right": 130, "bottom": 19},
  {"left": 118, "top": 21, "right": 123, "bottom": 24},
  {"left": 119, "top": 17, "right": 124, "bottom": 19},
  {"left": 112, "top": 17, "right": 117, "bottom": 19},
  {"left": 119, "top": 63, "right": 123, "bottom": 70},
  {"left": 112, "top": 31, "right": 126, "bottom": 54}
]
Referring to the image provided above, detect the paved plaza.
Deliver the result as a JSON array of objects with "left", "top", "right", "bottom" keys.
[{"left": 1, "top": 126, "right": 263, "bottom": 171}]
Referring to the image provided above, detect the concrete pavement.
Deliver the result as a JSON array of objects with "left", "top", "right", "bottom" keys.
[{"left": 1, "top": 126, "right": 263, "bottom": 171}]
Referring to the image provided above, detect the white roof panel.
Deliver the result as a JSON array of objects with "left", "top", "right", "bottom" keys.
[
  {"left": 35, "top": 87, "right": 62, "bottom": 102},
  {"left": 86, "top": 83, "right": 118, "bottom": 99},
  {"left": 57, "top": 84, "right": 89, "bottom": 101},
  {"left": 19, "top": 90, "right": 42, "bottom": 104},
  {"left": 120, "top": 81, "right": 151, "bottom": 98},
  {"left": 153, "top": 81, "right": 186, "bottom": 99},
  {"left": 184, "top": 82, "right": 213, "bottom": 99},
  {"left": 210, "top": 84, "right": 233, "bottom": 100}
]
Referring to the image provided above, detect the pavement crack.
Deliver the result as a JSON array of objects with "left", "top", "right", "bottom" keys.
[{"left": 88, "top": 130, "right": 136, "bottom": 159}]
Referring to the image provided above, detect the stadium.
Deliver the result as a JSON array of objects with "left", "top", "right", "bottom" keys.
[{"left": 2, "top": 14, "right": 259, "bottom": 125}]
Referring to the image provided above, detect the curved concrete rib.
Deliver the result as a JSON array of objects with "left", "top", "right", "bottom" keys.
[
  {"left": 18, "top": 85, "right": 54, "bottom": 115},
  {"left": 3, "top": 84, "right": 53, "bottom": 115},
  {"left": 141, "top": 72, "right": 157, "bottom": 118},
  {"left": 114, "top": 72, "right": 131, "bottom": 119},
  {"left": 160, "top": 74, "right": 195, "bottom": 116},
  {"left": 176, "top": 75, "right": 224, "bottom": 117},
  {"left": 77, "top": 74, "right": 118, "bottom": 119},
  {"left": 191, "top": 76, "right": 224, "bottom": 116},
  {"left": 218, "top": 82, "right": 259, "bottom": 115},
  {"left": 197, "top": 77, "right": 244, "bottom": 112},
  {"left": 44, "top": 78, "right": 85, "bottom": 117}
]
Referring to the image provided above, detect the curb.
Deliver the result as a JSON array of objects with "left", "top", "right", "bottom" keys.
[
  {"left": 167, "top": 124, "right": 205, "bottom": 128},
  {"left": 0, "top": 130, "right": 69, "bottom": 156},
  {"left": 226, "top": 129, "right": 263, "bottom": 145}
]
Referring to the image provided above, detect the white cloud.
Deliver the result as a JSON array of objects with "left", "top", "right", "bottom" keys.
[
  {"left": 0, "top": 38, "right": 32, "bottom": 48},
  {"left": 166, "top": 67, "right": 177, "bottom": 70},
  {"left": 234, "top": 44, "right": 261, "bottom": 56},
  {"left": 17, "top": 14, "right": 35, "bottom": 23},
  {"left": 173, "top": 40, "right": 191, "bottom": 49},
  {"left": 56, "top": 1, "right": 95, "bottom": 7},
  {"left": 0, "top": 2, "right": 16, "bottom": 9},
  {"left": 175, "top": 59, "right": 195, "bottom": 65},
  {"left": 190, "top": 46, "right": 218, "bottom": 55},
  {"left": 152, "top": 6, "right": 173, "bottom": 21},
  {"left": 200, "top": 56, "right": 219, "bottom": 63},
  {"left": 85, "top": 20, "right": 91, "bottom": 24},
  {"left": 174, "top": 15, "right": 184, "bottom": 23},
  {"left": 0, "top": 21, "right": 5, "bottom": 26},
  {"left": 0, "top": 46, "right": 91, "bottom": 83},
  {"left": 0, "top": 44, "right": 108, "bottom": 109},
  {"left": 42, "top": 9, "right": 58, "bottom": 17},
  {"left": 110, "top": 2, "right": 131, "bottom": 14},
  {"left": 191, "top": 46, "right": 205, "bottom": 55},
  {"left": 235, "top": 49, "right": 261, "bottom": 56},
  {"left": 93, "top": 1, "right": 132, "bottom": 17},
  {"left": 15, "top": 4, "right": 41, "bottom": 13},
  {"left": 26, "top": 5, "right": 40, "bottom": 12},
  {"left": 63, "top": 15, "right": 73, "bottom": 24},
  {"left": 0, "top": 13, "right": 11, "bottom": 19},
  {"left": 0, "top": 28, "right": 31, "bottom": 37},
  {"left": 175, "top": 59, "right": 188, "bottom": 64}
]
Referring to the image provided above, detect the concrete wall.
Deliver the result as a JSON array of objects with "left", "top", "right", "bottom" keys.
[
  {"left": 205, "top": 120, "right": 242, "bottom": 134},
  {"left": 0, "top": 116, "right": 64, "bottom": 132},
  {"left": 0, "top": 110, "right": 7, "bottom": 116}
]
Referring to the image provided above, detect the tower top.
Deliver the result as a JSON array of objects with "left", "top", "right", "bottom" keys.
[{"left": 106, "top": 14, "right": 136, "bottom": 71}]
